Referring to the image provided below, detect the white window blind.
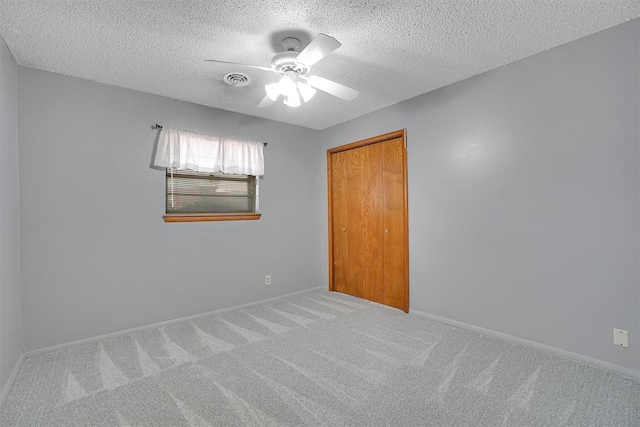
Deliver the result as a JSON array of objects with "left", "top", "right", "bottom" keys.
[{"left": 166, "top": 169, "right": 258, "bottom": 214}]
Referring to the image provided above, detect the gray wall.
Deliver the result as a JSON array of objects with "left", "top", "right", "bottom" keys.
[
  {"left": 18, "top": 68, "right": 323, "bottom": 350},
  {"left": 321, "top": 20, "right": 640, "bottom": 372},
  {"left": 0, "top": 37, "right": 23, "bottom": 394}
]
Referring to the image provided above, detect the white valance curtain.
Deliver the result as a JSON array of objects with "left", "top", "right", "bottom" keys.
[{"left": 153, "top": 127, "right": 265, "bottom": 176}]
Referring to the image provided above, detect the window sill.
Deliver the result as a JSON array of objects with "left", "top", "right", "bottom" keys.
[{"left": 163, "top": 213, "right": 261, "bottom": 223}]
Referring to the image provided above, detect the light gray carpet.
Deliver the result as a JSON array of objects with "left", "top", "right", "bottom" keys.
[{"left": 1, "top": 288, "right": 639, "bottom": 426}]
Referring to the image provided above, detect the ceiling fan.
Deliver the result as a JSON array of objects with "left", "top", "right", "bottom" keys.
[{"left": 206, "top": 33, "right": 359, "bottom": 108}]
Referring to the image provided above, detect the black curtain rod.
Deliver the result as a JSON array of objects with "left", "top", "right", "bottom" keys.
[{"left": 153, "top": 124, "right": 267, "bottom": 147}]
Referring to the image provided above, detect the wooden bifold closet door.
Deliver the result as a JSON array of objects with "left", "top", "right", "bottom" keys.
[{"left": 328, "top": 130, "right": 408, "bottom": 312}]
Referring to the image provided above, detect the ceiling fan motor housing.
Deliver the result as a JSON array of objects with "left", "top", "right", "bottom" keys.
[{"left": 271, "top": 51, "right": 310, "bottom": 75}]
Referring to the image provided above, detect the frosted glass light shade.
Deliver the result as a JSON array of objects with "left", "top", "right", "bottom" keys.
[
  {"left": 279, "top": 75, "right": 297, "bottom": 96},
  {"left": 265, "top": 83, "right": 280, "bottom": 101},
  {"left": 297, "top": 82, "right": 316, "bottom": 102},
  {"left": 284, "top": 91, "right": 301, "bottom": 107}
]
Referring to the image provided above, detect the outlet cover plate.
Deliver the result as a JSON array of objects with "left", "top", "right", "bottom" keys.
[{"left": 614, "top": 329, "right": 629, "bottom": 348}]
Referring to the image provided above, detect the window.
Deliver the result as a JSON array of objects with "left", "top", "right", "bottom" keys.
[
  {"left": 153, "top": 127, "right": 264, "bottom": 222},
  {"left": 164, "top": 169, "right": 260, "bottom": 222}
]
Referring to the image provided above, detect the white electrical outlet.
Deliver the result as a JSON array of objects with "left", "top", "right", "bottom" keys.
[
  {"left": 265, "top": 275, "right": 271, "bottom": 286},
  {"left": 613, "top": 329, "right": 629, "bottom": 348}
]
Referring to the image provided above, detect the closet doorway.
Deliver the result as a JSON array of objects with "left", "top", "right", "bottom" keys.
[{"left": 328, "top": 130, "right": 409, "bottom": 312}]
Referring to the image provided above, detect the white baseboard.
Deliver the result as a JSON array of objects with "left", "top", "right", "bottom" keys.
[
  {"left": 0, "top": 352, "right": 26, "bottom": 408},
  {"left": 25, "top": 286, "right": 325, "bottom": 358},
  {"left": 410, "top": 309, "right": 640, "bottom": 380}
]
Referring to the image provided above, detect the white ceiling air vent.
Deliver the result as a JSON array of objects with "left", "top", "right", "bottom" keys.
[{"left": 222, "top": 72, "right": 251, "bottom": 87}]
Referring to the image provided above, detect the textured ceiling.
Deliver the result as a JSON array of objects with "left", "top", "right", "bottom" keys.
[{"left": 0, "top": 1, "right": 638, "bottom": 130}]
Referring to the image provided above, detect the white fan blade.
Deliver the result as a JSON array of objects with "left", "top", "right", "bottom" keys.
[
  {"left": 304, "top": 75, "right": 359, "bottom": 101},
  {"left": 205, "top": 59, "right": 273, "bottom": 72},
  {"left": 257, "top": 94, "right": 275, "bottom": 108},
  {"left": 296, "top": 33, "right": 341, "bottom": 66}
]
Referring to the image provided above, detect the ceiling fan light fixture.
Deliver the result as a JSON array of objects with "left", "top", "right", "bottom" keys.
[{"left": 265, "top": 71, "right": 315, "bottom": 107}]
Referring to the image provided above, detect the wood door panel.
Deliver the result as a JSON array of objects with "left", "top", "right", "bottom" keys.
[
  {"left": 362, "top": 143, "right": 385, "bottom": 304},
  {"left": 345, "top": 147, "right": 366, "bottom": 297},
  {"left": 382, "top": 137, "right": 406, "bottom": 310},
  {"left": 331, "top": 151, "right": 349, "bottom": 293}
]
